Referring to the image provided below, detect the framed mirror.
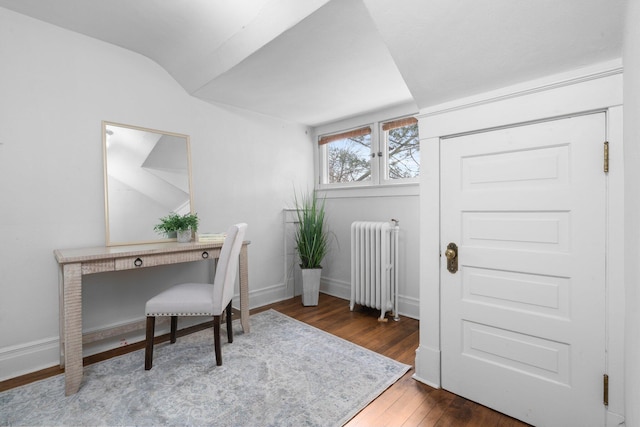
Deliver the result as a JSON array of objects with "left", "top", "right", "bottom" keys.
[{"left": 103, "top": 121, "right": 194, "bottom": 246}]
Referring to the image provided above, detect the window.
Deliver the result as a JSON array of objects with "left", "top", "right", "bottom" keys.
[
  {"left": 319, "top": 126, "right": 372, "bottom": 184},
  {"left": 318, "top": 116, "right": 419, "bottom": 187},
  {"left": 382, "top": 117, "right": 419, "bottom": 181}
]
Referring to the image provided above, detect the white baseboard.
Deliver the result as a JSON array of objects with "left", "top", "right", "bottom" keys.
[
  {"left": 320, "top": 276, "right": 350, "bottom": 299},
  {"left": 0, "top": 337, "right": 60, "bottom": 382},
  {"left": 413, "top": 344, "right": 441, "bottom": 389},
  {"left": 321, "top": 276, "right": 420, "bottom": 320},
  {"left": 238, "top": 281, "right": 289, "bottom": 309}
]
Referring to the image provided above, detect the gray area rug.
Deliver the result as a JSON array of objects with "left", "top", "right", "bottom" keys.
[{"left": 1, "top": 309, "right": 410, "bottom": 426}]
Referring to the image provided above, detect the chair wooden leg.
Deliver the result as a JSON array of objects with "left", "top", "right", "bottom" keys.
[
  {"left": 170, "top": 316, "right": 178, "bottom": 344},
  {"left": 213, "top": 315, "right": 222, "bottom": 366},
  {"left": 226, "top": 302, "right": 233, "bottom": 343},
  {"left": 145, "top": 316, "right": 155, "bottom": 370}
]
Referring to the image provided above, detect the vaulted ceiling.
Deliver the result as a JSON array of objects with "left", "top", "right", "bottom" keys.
[{"left": 0, "top": 0, "right": 625, "bottom": 126}]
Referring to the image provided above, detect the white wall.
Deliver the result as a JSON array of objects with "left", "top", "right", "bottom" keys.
[
  {"left": 623, "top": 0, "right": 640, "bottom": 425},
  {"left": 0, "top": 8, "right": 314, "bottom": 381}
]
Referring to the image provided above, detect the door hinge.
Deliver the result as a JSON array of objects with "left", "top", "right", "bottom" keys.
[
  {"left": 604, "top": 141, "right": 609, "bottom": 173},
  {"left": 603, "top": 374, "right": 609, "bottom": 406}
]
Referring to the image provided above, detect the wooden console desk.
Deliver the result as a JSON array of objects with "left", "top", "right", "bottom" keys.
[{"left": 54, "top": 241, "right": 250, "bottom": 396}]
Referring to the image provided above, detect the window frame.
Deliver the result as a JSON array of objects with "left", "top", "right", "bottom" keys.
[
  {"left": 317, "top": 115, "right": 419, "bottom": 189},
  {"left": 318, "top": 124, "right": 376, "bottom": 189}
]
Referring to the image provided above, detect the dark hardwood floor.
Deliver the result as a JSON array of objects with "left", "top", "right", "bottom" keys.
[{"left": 1, "top": 293, "right": 530, "bottom": 426}]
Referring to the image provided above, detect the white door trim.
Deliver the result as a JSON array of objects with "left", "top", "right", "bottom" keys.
[{"left": 415, "top": 63, "right": 625, "bottom": 426}]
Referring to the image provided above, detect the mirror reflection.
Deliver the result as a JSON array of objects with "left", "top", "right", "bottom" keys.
[{"left": 103, "top": 121, "right": 193, "bottom": 246}]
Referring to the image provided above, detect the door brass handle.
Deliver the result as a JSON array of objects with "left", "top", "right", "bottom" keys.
[
  {"left": 445, "top": 248, "right": 456, "bottom": 260},
  {"left": 445, "top": 243, "right": 458, "bottom": 273}
]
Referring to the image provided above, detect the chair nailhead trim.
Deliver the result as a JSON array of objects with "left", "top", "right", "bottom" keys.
[{"left": 146, "top": 312, "right": 213, "bottom": 316}]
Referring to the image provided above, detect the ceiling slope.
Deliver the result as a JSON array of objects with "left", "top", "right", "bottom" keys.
[
  {"left": 192, "top": 0, "right": 415, "bottom": 126},
  {"left": 363, "top": 0, "right": 625, "bottom": 109},
  {"left": 0, "top": 0, "right": 626, "bottom": 126}
]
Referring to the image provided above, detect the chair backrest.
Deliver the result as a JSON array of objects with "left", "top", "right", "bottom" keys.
[{"left": 211, "top": 223, "right": 247, "bottom": 314}]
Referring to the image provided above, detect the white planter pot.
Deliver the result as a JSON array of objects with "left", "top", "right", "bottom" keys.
[
  {"left": 177, "top": 229, "right": 192, "bottom": 243},
  {"left": 301, "top": 267, "right": 322, "bottom": 306}
]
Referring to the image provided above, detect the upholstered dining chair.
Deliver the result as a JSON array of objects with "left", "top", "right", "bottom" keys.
[{"left": 144, "top": 223, "right": 247, "bottom": 370}]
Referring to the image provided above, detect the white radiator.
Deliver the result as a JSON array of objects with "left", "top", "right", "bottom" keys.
[{"left": 350, "top": 220, "right": 399, "bottom": 322}]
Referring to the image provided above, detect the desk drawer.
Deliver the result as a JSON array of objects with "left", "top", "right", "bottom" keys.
[
  {"left": 82, "top": 260, "right": 115, "bottom": 274},
  {"left": 115, "top": 249, "right": 220, "bottom": 271}
]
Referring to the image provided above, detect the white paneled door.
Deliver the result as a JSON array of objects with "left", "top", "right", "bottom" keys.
[{"left": 440, "top": 114, "right": 607, "bottom": 427}]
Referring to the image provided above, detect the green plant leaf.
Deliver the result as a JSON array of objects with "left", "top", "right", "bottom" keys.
[
  {"left": 294, "top": 190, "right": 329, "bottom": 269},
  {"left": 154, "top": 212, "right": 199, "bottom": 235}
]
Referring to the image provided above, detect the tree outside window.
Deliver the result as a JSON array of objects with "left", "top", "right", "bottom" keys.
[
  {"left": 319, "top": 116, "right": 419, "bottom": 187},
  {"left": 384, "top": 120, "right": 419, "bottom": 180},
  {"left": 327, "top": 134, "right": 371, "bottom": 183}
]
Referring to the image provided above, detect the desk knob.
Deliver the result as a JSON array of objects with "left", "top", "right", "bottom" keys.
[
  {"left": 134, "top": 257, "right": 143, "bottom": 267},
  {"left": 202, "top": 251, "right": 209, "bottom": 259}
]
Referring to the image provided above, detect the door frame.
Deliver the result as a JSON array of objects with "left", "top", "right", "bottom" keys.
[{"left": 414, "top": 61, "right": 625, "bottom": 426}]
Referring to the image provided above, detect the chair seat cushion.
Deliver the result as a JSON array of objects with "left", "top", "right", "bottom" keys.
[{"left": 145, "top": 283, "right": 215, "bottom": 316}]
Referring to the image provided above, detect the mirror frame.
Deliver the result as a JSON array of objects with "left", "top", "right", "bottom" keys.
[{"left": 102, "top": 121, "right": 194, "bottom": 246}]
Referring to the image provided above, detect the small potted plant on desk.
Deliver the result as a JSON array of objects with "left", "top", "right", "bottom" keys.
[
  {"left": 295, "top": 191, "right": 329, "bottom": 306},
  {"left": 154, "top": 212, "right": 199, "bottom": 243}
]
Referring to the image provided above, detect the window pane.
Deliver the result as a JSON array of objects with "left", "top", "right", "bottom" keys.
[
  {"left": 387, "top": 123, "right": 419, "bottom": 179},
  {"left": 327, "top": 134, "right": 372, "bottom": 183}
]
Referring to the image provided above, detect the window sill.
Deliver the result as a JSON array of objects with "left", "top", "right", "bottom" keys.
[{"left": 317, "top": 182, "right": 419, "bottom": 199}]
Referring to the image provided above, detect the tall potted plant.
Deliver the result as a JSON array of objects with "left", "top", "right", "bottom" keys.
[
  {"left": 154, "top": 212, "right": 199, "bottom": 243},
  {"left": 294, "top": 191, "right": 329, "bottom": 306}
]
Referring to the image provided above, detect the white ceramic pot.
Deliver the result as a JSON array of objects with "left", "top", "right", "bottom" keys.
[
  {"left": 176, "top": 229, "right": 192, "bottom": 243},
  {"left": 301, "top": 267, "right": 322, "bottom": 306}
]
